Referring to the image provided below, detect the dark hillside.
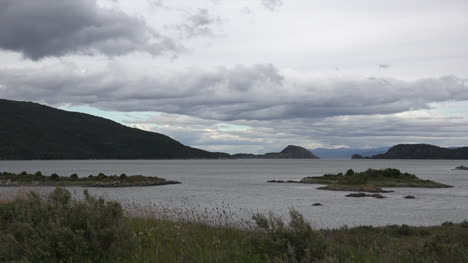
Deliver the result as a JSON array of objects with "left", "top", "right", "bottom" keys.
[
  {"left": 370, "top": 144, "right": 468, "bottom": 159},
  {"left": 0, "top": 99, "right": 230, "bottom": 160}
]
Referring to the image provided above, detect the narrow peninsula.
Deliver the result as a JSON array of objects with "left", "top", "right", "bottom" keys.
[{"left": 0, "top": 171, "right": 181, "bottom": 187}]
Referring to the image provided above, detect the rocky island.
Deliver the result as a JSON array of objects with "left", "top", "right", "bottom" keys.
[
  {"left": 454, "top": 166, "right": 468, "bottom": 170},
  {"left": 0, "top": 171, "right": 181, "bottom": 187},
  {"left": 269, "top": 168, "right": 452, "bottom": 194},
  {"left": 233, "top": 145, "right": 319, "bottom": 159}
]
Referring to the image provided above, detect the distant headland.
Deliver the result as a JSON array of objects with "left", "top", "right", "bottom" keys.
[
  {"left": 233, "top": 145, "right": 319, "bottom": 159},
  {"left": 352, "top": 144, "right": 468, "bottom": 160}
]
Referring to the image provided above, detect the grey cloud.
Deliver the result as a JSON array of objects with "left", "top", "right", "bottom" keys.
[
  {"left": 0, "top": 0, "right": 178, "bottom": 60},
  {"left": 149, "top": 0, "right": 169, "bottom": 9},
  {"left": 261, "top": 0, "right": 283, "bottom": 11},
  {"left": 0, "top": 63, "right": 467, "bottom": 122},
  {"left": 121, "top": 110, "right": 468, "bottom": 153},
  {"left": 175, "top": 9, "right": 222, "bottom": 38},
  {"left": 240, "top": 7, "right": 253, "bottom": 15}
]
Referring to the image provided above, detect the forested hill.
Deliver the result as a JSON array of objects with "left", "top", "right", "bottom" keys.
[
  {"left": 368, "top": 144, "right": 468, "bottom": 159},
  {"left": 233, "top": 145, "right": 319, "bottom": 159},
  {"left": 0, "top": 99, "right": 230, "bottom": 160}
]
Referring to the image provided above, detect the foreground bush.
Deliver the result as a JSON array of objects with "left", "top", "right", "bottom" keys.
[
  {"left": 0, "top": 188, "right": 130, "bottom": 262},
  {"left": 252, "top": 209, "right": 327, "bottom": 262}
]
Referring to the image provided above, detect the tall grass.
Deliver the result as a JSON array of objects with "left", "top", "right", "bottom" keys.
[
  {"left": 1, "top": 188, "right": 467, "bottom": 263},
  {"left": 122, "top": 201, "right": 252, "bottom": 229}
]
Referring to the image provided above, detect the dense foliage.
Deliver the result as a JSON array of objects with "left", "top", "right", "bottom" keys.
[
  {"left": 321, "top": 168, "right": 418, "bottom": 185},
  {"left": 0, "top": 99, "right": 230, "bottom": 160},
  {"left": 0, "top": 188, "right": 131, "bottom": 262}
]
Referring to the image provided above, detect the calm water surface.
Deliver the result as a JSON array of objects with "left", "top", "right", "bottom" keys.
[{"left": 1, "top": 159, "right": 467, "bottom": 228}]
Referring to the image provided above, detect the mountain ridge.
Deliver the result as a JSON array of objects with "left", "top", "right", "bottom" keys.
[
  {"left": 310, "top": 147, "right": 388, "bottom": 159},
  {"left": 353, "top": 144, "right": 468, "bottom": 160},
  {"left": 0, "top": 99, "right": 317, "bottom": 160}
]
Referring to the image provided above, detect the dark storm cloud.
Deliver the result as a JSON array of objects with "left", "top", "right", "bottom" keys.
[
  {"left": 0, "top": 63, "right": 467, "bottom": 121},
  {"left": 0, "top": 0, "right": 178, "bottom": 60}
]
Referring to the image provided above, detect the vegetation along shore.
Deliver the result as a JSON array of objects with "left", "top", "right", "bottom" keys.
[
  {"left": 0, "top": 188, "right": 467, "bottom": 263},
  {"left": 0, "top": 171, "right": 180, "bottom": 187}
]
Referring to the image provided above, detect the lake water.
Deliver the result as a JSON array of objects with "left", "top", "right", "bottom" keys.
[{"left": 1, "top": 159, "right": 467, "bottom": 228}]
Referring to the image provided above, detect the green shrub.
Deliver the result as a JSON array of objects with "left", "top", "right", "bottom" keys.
[
  {"left": 423, "top": 231, "right": 468, "bottom": 263},
  {"left": 338, "top": 174, "right": 368, "bottom": 185},
  {"left": 251, "top": 208, "right": 327, "bottom": 262},
  {"left": 0, "top": 188, "right": 131, "bottom": 263},
  {"left": 50, "top": 173, "right": 60, "bottom": 180}
]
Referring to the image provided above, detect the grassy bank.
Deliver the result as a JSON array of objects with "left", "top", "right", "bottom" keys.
[{"left": 1, "top": 188, "right": 467, "bottom": 263}]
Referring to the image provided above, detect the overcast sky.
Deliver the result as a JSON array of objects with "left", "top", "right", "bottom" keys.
[{"left": 1, "top": 0, "right": 467, "bottom": 153}]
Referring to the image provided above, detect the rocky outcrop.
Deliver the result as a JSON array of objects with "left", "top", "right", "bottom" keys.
[
  {"left": 346, "top": 193, "right": 386, "bottom": 199},
  {"left": 351, "top": 154, "right": 366, "bottom": 159}
]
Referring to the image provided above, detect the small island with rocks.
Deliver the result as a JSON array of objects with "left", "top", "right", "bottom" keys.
[
  {"left": 268, "top": 168, "right": 452, "bottom": 195},
  {"left": 300, "top": 168, "right": 452, "bottom": 192},
  {"left": 0, "top": 171, "right": 181, "bottom": 187},
  {"left": 453, "top": 165, "right": 468, "bottom": 170}
]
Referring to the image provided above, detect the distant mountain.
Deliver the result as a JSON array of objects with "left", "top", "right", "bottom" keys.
[
  {"left": 234, "top": 145, "right": 319, "bottom": 159},
  {"left": 310, "top": 147, "right": 388, "bottom": 159},
  {"left": 0, "top": 99, "right": 230, "bottom": 160},
  {"left": 362, "top": 144, "right": 468, "bottom": 160}
]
